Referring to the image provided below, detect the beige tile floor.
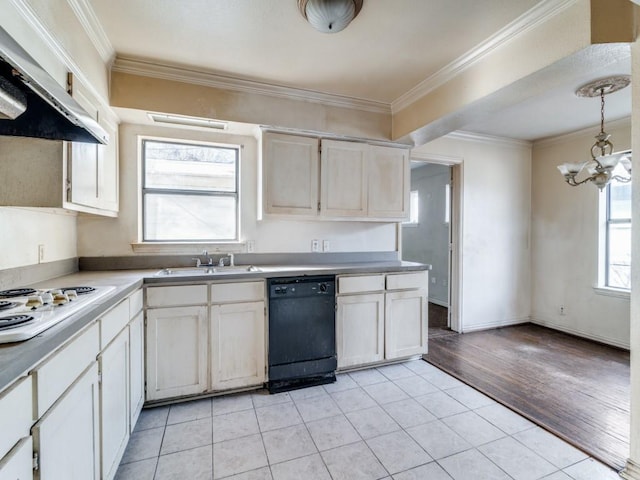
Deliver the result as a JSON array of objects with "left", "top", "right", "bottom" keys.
[{"left": 116, "top": 360, "right": 622, "bottom": 480}]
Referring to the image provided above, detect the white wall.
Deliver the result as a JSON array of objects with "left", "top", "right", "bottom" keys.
[
  {"left": 412, "top": 135, "right": 532, "bottom": 332},
  {"left": 530, "top": 121, "right": 630, "bottom": 349},
  {"left": 0, "top": 208, "right": 77, "bottom": 270},
  {"left": 77, "top": 123, "right": 398, "bottom": 257},
  {"left": 402, "top": 163, "right": 450, "bottom": 305}
]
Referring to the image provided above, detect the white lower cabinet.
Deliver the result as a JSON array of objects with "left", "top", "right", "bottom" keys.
[
  {"left": 146, "top": 306, "right": 208, "bottom": 400},
  {"left": 145, "top": 281, "right": 266, "bottom": 401},
  {"left": 99, "top": 328, "right": 130, "bottom": 480},
  {"left": 336, "top": 271, "right": 428, "bottom": 369},
  {"left": 211, "top": 301, "right": 265, "bottom": 391},
  {"left": 32, "top": 363, "right": 100, "bottom": 480},
  {"left": 337, "top": 293, "right": 384, "bottom": 368},
  {"left": 0, "top": 437, "right": 33, "bottom": 480},
  {"left": 129, "top": 311, "right": 145, "bottom": 431},
  {"left": 385, "top": 289, "right": 428, "bottom": 359}
]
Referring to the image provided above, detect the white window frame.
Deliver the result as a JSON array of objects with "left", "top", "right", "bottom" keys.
[
  {"left": 139, "top": 136, "right": 241, "bottom": 244},
  {"left": 596, "top": 178, "right": 631, "bottom": 297},
  {"left": 403, "top": 190, "right": 419, "bottom": 226}
]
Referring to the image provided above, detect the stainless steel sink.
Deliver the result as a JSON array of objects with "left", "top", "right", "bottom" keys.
[{"left": 155, "top": 266, "right": 262, "bottom": 276}]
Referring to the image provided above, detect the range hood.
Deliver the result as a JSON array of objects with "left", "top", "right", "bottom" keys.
[{"left": 0, "top": 26, "right": 108, "bottom": 144}]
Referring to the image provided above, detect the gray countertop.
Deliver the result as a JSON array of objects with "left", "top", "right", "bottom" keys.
[{"left": 0, "top": 261, "right": 429, "bottom": 392}]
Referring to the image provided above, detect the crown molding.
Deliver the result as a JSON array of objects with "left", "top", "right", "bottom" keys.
[
  {"left": 391, "top": 0, "right": 579, "bottom": 114},
  {"left": 533, "top": 116, "right": 631, "bottom": 148},
  {"left": 446, "top": 130, "right": 532, "bottom": 148},
  {"left": 410, "top": 151, "right": 463, "bottom": 165},
  {"left": 9, "top": 0, "right": 112, "bottom": 112},
  {"left": 65, "top": 0, "right": 115, "bottom": 64},
  {"left": 112, "top": 56, "right": 392, "bottom": 115}
]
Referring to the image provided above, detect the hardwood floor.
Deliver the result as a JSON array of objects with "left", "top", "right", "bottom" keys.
[
  {"left": 428, "top": 302, "right": 457, "bottom": 339},
  {"left": 425, "top": 324, "right": 630, "bottom": 471}
]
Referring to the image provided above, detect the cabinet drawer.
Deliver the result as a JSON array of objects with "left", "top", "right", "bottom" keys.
[
  {"left": 211, "top": 281, "right": 264, "bottom": 303},
  {"left": 100, "top": 299, "right": 129, "bottom": 348},
  {"left": 146, "top": 285, "right": 207, "bottom": 307},
  {"left": 337, "top": 274, "right": 385, "bottom": 294},
  {"left": 129, "top": 289, "right": 143, "bottom": 318},
  {"left": 386, "top": 271, "right": 428, "bottom": 290},
  {"left": 0, "top": 377, "right": 32, "bottom": 461},
  {"left": 32, "top": 322, "right": 99, "bottom": 418}
]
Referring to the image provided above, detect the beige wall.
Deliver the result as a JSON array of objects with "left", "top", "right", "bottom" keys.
[
  {"left": 531, "top": 121, "right": 631, "bottom": 348},
  {"left": 110, "top": 72, "right": 392, "bottom": 141},
  {"left": 77, "top": 123, "right": 398, "bottom": 257},
  {"left": 412, "top": 135, "right": 532, "bottom": 332}
]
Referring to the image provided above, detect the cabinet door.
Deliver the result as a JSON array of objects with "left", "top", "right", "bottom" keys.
[
  {"left": 146, "top": 306, "right": 208, "bottom": 400},
  {"left": 0, "top": 437, "right": 32, "bottom": 480},
  {"left": 336, "top": 293, "right": 385, "bottom": 368},
  {"left": 367, "top": 145, "right": 409, "bottom": 219},
  {"left": 65, "top": 77, "right": 118, "bottom": 216},
  {"left": 0, "top": 376, "right": 32, "bottom": 462},
  {"left": 211, "top": 301, "right": 265, "bottom": 391},
  {"left": 99, "top": 328, "right": 130, "bottom": 480},
  {"left": 385, "top": 290, "right": 428, "bottom": 359},
  {"left": 263, "top": 132, "right": 319, "bottom": 215},
  {"left": 67, "top": 140, "right": 99, "bottom": 208},
  {"left": 320, "top": 139, "right": 368, "bottom": 218},
  {"left": 32, "top": 363, "right": 100, "bottom": 480},
  {"left": 97, "top": 116, "right": 119, "bottom": 213},
  {"left": 129, "top": 312, "right": 145, "bottom": 431}
]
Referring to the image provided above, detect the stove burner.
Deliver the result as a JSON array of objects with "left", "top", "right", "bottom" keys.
[
  {"left": 0, "top": 315, "right": 34, "bottom": 330},
  {"left": 0, "top": 288, "right": 37, "bottom": 299},
  {"left": 0, "top": 301, "right": 18, "bottom": 311},
  {"left": 61, "top": 286, "right": 96, "bottom": 295}
]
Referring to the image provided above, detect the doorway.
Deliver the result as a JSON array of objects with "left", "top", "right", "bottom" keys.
[{"left": 402, "top": 161, "right": 455, "bottom": 337}]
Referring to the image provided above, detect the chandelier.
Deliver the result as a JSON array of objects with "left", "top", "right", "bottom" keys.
[
  {"left": 557, "top": 75, "right": 632, "bottom": 190},
  {"left": 298, "top": 0, "right": 363, "bottom": 33}
]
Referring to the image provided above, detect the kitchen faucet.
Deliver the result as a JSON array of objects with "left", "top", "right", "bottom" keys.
[
  {"left": 218, "top": 253, "right": 235, "bottom": 267},
  {"left": 192, "top": 250, "right": 213, "bottom": 267}
]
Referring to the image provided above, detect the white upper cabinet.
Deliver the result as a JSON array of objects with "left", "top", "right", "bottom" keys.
[
  {"left": 65, "top": 75, "right": 119, "bottom": 216},
  {"left": 261, "top": 131, "right": 409, "bottom": 221},
  {"left": 320, "top": 140, "right": 368, "bottom": 218},
  {"left": 262, "top": 132, "right": 319, "bottom": 216},
  {"left": 367, "top": 145, "right": 409, "bottom": 219}
]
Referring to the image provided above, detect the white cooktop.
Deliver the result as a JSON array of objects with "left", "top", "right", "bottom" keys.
[{"left": 0, "top": 286, "right": 116, "bottom": 343}]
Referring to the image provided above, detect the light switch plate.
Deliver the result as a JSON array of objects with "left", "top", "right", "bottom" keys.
[{"left": 323, "top": 240, "right": 330, "bottom": 252}]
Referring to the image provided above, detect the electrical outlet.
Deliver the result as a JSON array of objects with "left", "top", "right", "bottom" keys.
[
  {"left": 247, "top": 240, "right": 255, "bottom": 253},
  {"left": 559, "top": 305, "right": 566, "bottom": 316},
  {"left": 311, "top": 239, "right": 320, "bottom": 252},
  {"left": 431, "top": 276, "right": 436, "bottom": 284},
  {"left": 323, "top": 240, "right": 330, "bottom": 252},
  {"left": 38, "top": 244, "right": 44, "bottom": 263}
]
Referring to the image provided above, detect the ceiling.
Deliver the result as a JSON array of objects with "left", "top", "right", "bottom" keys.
[{"left": 88, "top": 0, "right": 632, "bottom": 142}]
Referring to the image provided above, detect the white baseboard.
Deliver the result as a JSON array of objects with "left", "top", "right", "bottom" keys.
[
  {"left": 531, "top": 316, "right": 630, "bottom": 350},
  {"left": 462, "top": 316, "right": 529, "bottom": 333},
  {"left": 622, "top": 459, "right": 640, "bottom": 480},
  {"left": 428, "top": 298, "right": 449, "bottom": 308}
]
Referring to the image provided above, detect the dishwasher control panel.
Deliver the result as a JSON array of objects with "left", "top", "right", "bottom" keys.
[{"left": 268, "top": 276, "right": 335, "bottom": 298}]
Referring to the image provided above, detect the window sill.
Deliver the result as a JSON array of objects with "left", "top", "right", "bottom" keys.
[
  {"left": 593, "top": 286, "right": 630, "bottom": 300},
  {"left": 131, "top": 242, "right": 246, "bottom": 255}
]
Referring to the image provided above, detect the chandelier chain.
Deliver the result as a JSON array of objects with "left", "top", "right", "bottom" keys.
[{"left": 600, "top": 88, "right": 605, "bottom": 134}]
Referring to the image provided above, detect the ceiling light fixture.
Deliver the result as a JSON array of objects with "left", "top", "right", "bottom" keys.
[
  {"left": 298, "top": 0, "right": 363, "bottom": 33},
  {"left": 557, "top": 75, "right": 631, "bottom": 190}
]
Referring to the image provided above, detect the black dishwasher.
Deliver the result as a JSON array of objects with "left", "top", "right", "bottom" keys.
[{"left": 267, "top": 276, "right": 336, "bottom": 393}]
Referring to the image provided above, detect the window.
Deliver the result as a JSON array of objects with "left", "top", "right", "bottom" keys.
[
  {"left": 403, "top": 190, "right": 419, "bottom": 225},
  {"left": 604, "top": 178, "right": 631, "bottom": 290},
  {"left": 142, "top": 139, "right": 239, "bottom": 242}
]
